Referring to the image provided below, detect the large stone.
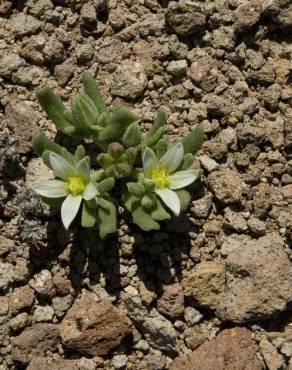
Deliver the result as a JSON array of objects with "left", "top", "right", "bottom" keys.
[
  {"left": 259, "top": 337, "right": 284, "bottom": 370},
  {"left": 234, "top": 0, "right": 262, "bottom": 33},
  {"left": 216, "top": 234, "right": 292, "bottom": 322},
  {"left": 208, "top": 170, "right": 242, "bottom": 204},
  {"left": 59, "top": 293, "right": 132, "bottom": 356},
  {"left": 10, "top": 14, "right": 42, "bottom": 37},
  {"left": 182, "top": 261, "right": 225, "bottom": 310},
  {"left": 11, "top": 324, "right": 60, "bottom": 364},
  {"left": 123, "top": 294, "right": 177, "bottom": 354},
  {"left": 5, "top": 100, "right": 39, "bottom": 153},
  {"left": 170, "top": 327, "right": 261, "bottom": 370},
  {"left": 27, "top": 357, "right": 78, "bottom": 370},
  {"left": 157, "top": 283, "right": 184, "bottom": 319},
  {"left": 111, "top": 61, "right": 147, "bottom": 100},
  {"left": 0, "top": 53, "right": 24, "bottom": 78},
  {"left": 9, "top": 285, "right": 35, "bottom": 315},
  {"left": 189, "top": 57, "right": 218, "bottom": 92},
  {"left": 165, "top": 3, "right": 206, "bottom": 36}
]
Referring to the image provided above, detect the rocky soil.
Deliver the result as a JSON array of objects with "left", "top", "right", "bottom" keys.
[{"left": 0, "top": 0, "right": 292, "bottom": 369}]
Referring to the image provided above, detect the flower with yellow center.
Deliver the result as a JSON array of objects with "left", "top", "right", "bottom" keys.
[
  {"left": 143, "top": 143, "right": 200, "bottom": 216},
  {"left": 33, "top": 152, "right": 97, "bottom": 229}
]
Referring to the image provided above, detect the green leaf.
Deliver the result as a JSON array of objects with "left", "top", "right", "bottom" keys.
[
  {"left": 151, "top": 199, "right": 171, "bottom": 221},
  {"left": 81, "top": 71, "right": 107, "bottom": 115},
  {"left": 156, "top": 139, "right": 168, "bottom": 159},
  {"left": 72, "top": 94, "right": 98, "bottom": 131},
  {"left": 98, "top": 197, "right": 116, "bottom": 239},
  {"left": 127, "top": 182, "right": 145, "bottom": 197},
  {"left": 74, "top": 145, "right": 86, "bottom": 163},
  {"left": 143, "top": 126, "right": 164, "bottom": 148},
  {"left": 81, "top": 203, "right": 96, "bottom": 228},
  {"left": 132, "top": 205, "right": 160, "bottom": 231},
  {"left": 176, "top": 189, "right": 191, "bottom": 212},
  {"left": 141, "top": 194, "right": 157, "bottom": 209},
  {"left": 178, "top": 153, "right": 194, "bottom": 170},
  {"left": 96, "top": 177, "right": 115, "bottom": 194},
  {"left": 182, "top": 121, "right": 204, "bottom": 155},
  {"left": 36, "top": 86, "right": 74, "bottom": 133},
  {"left": 98, "top": 107, "right": 138, "bottom": 142},
  {"left": 145, "top": 107, "right": 166, "bottom": 139},
  {"left": 32, "top": 131, "right": 63, "bottom": 157},
  {"left": 122, "top": 121, "right": 142, "bottom": 147}
]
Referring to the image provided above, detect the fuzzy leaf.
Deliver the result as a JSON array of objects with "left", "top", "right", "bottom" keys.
[
  {"left": 108, "top": 142, "right": 123, "bottom": 159},
  {"left": 141, "top": 193, "right": 156, "bottom": 209},
  {"left": 178, "top": 153, "right": 194, "bottom": 170},
  {"left": 72, "top": 94, "right": 98, "bottom": 131},
  {"left": 122, "top": 121, "right": 142, "bottom": 147},
  {"left": 74, "top": 145, "right": 86, "bottom": 163},
  {"left": 132, "top": 205, "right": 160, "bottom": 231},
  {"left": 32, "top": 131, "right": 63, "bottom": 158},
  {"left": 81, "top": 203, "right": 96, "bottom": 228},
  {"left": 36, "top": 86, "right": 74, "bottom": 133},
  {"left": 96, "top": 177, "right": 115, "bottom": 194},
  {"left": 127, "top": 182, "right": 145, "bottom": 197},
  {"left": 145, "top": 108, "right": 166, "bottom": 139},
  {"left": 151, "top": 199, "right": 171, "bottom": 221},
  {"left": 98, "top": 197, "right": 116, "bottom": 239},
  {"left": 156, "top": 139, "right": 168, "bottom": 159},
  {"left": 182, "top": 121, "right": 204, "bottom": 155},
  {"left": 98, "top": 107, "right": 137, "bottom": 142},
  {"left": 81, "top": 72, "right": 107, "bottom": 115},
  {"left": 176, "top": 189, "right": 191, "bottom": 212},
  {"left": 143, "top": 126, "right": 164, "bottom": 148}
]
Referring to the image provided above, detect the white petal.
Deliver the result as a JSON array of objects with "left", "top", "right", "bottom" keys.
[
  {"left": 77, "top": 157, "right": 90, "bottom": 182},
  {"left": 169, "top": 170, "right": 201, "bottom": 190},
  {"left": 49, "top": 152, "right": 76, "bottom": 180},
  {"left": 155, "top": 188, "right": 180, "bottom": 216},
  {"left": 142, "top": 147, "right": 157, "bottom": 177},
  {"left": 158, "top": 143, "right": 184, "bottom": 173},
  {"left": 83, "top": 182, "right": 97, "bottom": 201},
  {"left": 33, "top": 180, "right": 68, "bottom": 198},
  {"left": 61, "top": 194, "right": 82, "bottom": 229}
]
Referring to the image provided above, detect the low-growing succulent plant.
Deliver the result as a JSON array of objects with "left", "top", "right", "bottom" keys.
[{"left": 32, "top": 72, "right": 204, "bottom": 238}]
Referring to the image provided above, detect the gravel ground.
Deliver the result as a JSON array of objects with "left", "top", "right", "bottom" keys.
[{"left": 0, "top": 0, "right": 292, "bottom": 369}]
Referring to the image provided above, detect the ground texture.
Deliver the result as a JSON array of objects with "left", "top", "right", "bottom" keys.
[{"left": 0, "top": 0, "right": 292, "bottom": 369}]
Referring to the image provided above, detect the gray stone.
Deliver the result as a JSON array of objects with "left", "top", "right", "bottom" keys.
[
  {"left": 198, "top": 155, "right": 219, "bottom": 173},
  {"left": 224, "top": 208, "right": 248, "bottom": 233},
  {"left": 217, "top": 234, "right": 292, "bottom": 322},
  {"left": 234, "top": 0, "right": 262, "bottom": 33},
  {"left": 189, "top": 57, "right": 218, "bottom": 92},
  {"left": 208, "top": 170, "right": 242, "bottom": 204},
  {"left": 111, "top": 61, "right": 147, "bottom": 100},
  {"left": 28, "top": 0, "right": 54, "bottom": 17},
  {"left": 54, "top": 63, "right": 74, "bottom": 87},
  {"left": 43, "top": 38, "right": 65, "bottom": 63},
  {"left": 52, "top": 295, "right": 73, "bottom": 318},
  {"left": 9, "top": 285, "right": 35, "bottom": 315},
  {"left": 191, "top": 193, "right": 213, "bottom": 219},
  {"left": 10, "top": 14, "right": 42, "bottom": 37},
  {"left": 247, "top": 217, "right": 266, "bottom": 236},
  {"left": 206, "top": 94, "right": 233, "bottom": 117},
  {"left": 29, "top": 270, "right": 55, "bottom": 297},
  {"left": 184, "top": 307, "right": 203, "bottom": 326},
  {"left": 167, "top": 60, "right": 187, "bottom": 77},
  {"left": 263, "top": 83, "right": 282, "bottom": 110},
  {"left": 5, "top": 100, "right": 39, "bottom": 153},
  {"left": 33, "top": 305, "right": 54, "bottom": 322},
  {"left": 0, "top": 53, "right": 24, "bottom": 78},
  {"left": 123, "top": 294, "right": 178, "bottom": 355},
  {"left": 220, "top": 234, "right": 251, "bottom": 257},
  {"left": 8, "top": 312, "right": 31, "bottom": 332},
  {"left": 27, "top": 357, "right": 78, "bottom": 370},
  {"left": 112, "top": 354, "right": 127, "bottom": 369},
  {"left": 76, "top": 45, "right": 94, "bottom": 63}
]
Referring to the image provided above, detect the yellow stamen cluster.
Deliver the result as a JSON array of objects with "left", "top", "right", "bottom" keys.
[
  {"left": 67, "top": 176, "right": 85, "bottom": 196},
  {"left": 150, "top": 167, "right": 170, "bottom": 189}
]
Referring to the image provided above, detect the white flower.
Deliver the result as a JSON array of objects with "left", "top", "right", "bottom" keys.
[
  {"left": 33, "top": 152, "right": 97, "bottom": 229},
  {"left": 142, "top": 143, "right": 200, "bottom": 216}
]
